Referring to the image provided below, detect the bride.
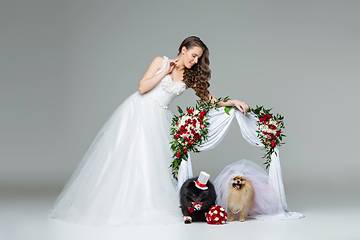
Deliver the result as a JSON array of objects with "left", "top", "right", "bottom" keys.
[{"left": 49, "top": 36, "right": 249, "bottom": 226}]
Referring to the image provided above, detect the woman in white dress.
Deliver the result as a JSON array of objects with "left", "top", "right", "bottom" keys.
[{"left": 49, "top": 36, "right": 249, "bottom": 226}]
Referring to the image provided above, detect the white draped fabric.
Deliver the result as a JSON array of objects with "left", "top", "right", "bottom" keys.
[{"left": 177, "top": 107, "right": 304, "bottom": 219}]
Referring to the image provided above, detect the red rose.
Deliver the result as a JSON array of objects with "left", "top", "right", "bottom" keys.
[
  {"left": 194, "top": 133, "right": 201, "bottom": 140},
  {"left": 269, "top": 125, "right": 277, "bottom": 130},
  {"left": 188, "top": 207, "right": 194, "bottom": 213},
  {"left": 276, "top": 131, "right": 281, "bottom": 136},
  {"left": 271, "top": 141, "right": 276, "bottom": 148},
  {"left": 260, "top": 114, "right": 271, "bottom": 123},
  {"left": 174, "top": 135, "right": 179, "bottom": 139},
  {"left": 175, "top": 152, "right": 181, "bottom": 158},
  {"left": 183, "top": 147, "right": 187, "bottom": 153}
]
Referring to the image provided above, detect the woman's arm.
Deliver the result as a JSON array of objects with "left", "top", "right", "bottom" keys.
[
  {"left": 207, "top": 93, "right": 249, "bottom": 115},
  {"left": 138, "top": 57, "right": 179, "bottom": 94},
  {"left": 138, "top": 57, "right": 166, "bottom": 94}
]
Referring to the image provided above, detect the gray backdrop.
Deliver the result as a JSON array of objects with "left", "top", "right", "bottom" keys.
[{"left": 1, "top": 0, "right": 359, "bottom": 198}]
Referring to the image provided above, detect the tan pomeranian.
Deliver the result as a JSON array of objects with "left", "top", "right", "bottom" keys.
[{"left": 227, "top": 176, "right": 254, "bottom": 222}]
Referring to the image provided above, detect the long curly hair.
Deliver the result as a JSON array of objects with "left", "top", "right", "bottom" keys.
[{"left": 179, "top": 36, "right": 211, "bottom": 102}]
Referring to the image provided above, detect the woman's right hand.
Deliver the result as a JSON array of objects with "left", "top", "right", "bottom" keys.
[{"left": 165, "top": 59, "right": 179, "bottom": 74}]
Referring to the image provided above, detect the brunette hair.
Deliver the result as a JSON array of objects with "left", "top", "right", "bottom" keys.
[{"left": 179, "top": 36, "right": 211, "bottom": 102}]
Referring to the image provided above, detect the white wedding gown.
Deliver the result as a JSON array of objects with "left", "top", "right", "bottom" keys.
[{"left": 49, "top": 56, "right": 185, "bottom": 226}]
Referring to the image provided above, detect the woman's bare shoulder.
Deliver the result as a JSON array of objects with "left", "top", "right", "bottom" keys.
[
  {"left": 147, "top": 56, "right": 164, "bottom": 71},
  {"left": 153, "top": 56, "right": 165, "bottom": 64}
]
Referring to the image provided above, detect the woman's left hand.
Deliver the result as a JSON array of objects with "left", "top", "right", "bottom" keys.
[{"left": 233, "top": 100, "right": 249, "bottom": 115}]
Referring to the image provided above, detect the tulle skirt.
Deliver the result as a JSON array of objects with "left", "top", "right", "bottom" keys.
[{"left": 48, "top": 92, "right": 183, "bottom": 226}]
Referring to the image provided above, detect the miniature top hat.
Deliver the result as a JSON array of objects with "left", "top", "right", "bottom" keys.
[{"left": 194, "top": 171, "right": 210, "bottom": 190}]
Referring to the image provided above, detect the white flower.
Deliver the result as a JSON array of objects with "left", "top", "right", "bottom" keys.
[
  {"left": 194, "top": 110, "right": 199, "bottom": 115},
  {"left": 215, "top": 217, "right": 219, "bottom": 221}
]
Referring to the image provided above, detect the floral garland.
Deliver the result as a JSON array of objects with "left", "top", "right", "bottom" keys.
[
  {"left": 170, "top": 97, "right": 228, "bottom": 181},
  {"left": 206, "top": 205, "right": 228, "bottom": 224},
  {"left": 171, "top": 99, "right": 285, "bottom": 177},
  {"left": 224, "top": 105, "right": 286, "bottom": 169},
  {"left": 250, "top": 105, "right": 285, "bottom": 169}
]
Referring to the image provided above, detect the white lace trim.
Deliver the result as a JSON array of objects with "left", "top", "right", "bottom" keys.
[
  {"left": 155, "top": 56, "right": 168, "bottom": 75},
  {"left": 146, "top": 95, "right": 168, "bottom": 109},
  {"left": 162, "top": 56, "right": 168, "bottom": 70},
  {"left": 161, "top": 75, "right": 186, "bottom": 95}
]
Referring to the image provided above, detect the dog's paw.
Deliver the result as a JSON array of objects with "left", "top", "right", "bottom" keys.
[
  {"left": 239, "top": 218, "right": 245, "bottom": 222},
  {"left": 184, "top": 216, "right": 192, "bottom": 224},
  {"left": 228, "top": 217, "right": 234, "bottom": 221},
  {"left": 184, "top": 219, "right": 192, "bottom": 224}
]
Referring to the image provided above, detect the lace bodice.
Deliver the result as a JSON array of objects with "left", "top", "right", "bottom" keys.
[{"left": 144, "top": 56, "right": 186, "bottom": 108}]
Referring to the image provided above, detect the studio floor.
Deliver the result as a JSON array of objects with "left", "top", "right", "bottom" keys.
[{"left": 1, "top": 186, "right": 359, "bottom": 240}]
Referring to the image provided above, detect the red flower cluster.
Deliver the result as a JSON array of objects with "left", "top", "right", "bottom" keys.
[
  {"left": 250, "top": 105, "right": 286, "bottom": 169},
  {"left": 258, "top": 114, "right": 282, "bottom": 148},
  {"left": 173, "top": 110, "right": 207, "bottom": 154},
  {"left": 206, "top": 205, "right": 228, "bottom": 225},
  {"left": 170, "top": 97, "right": 229, "bottom": 180}
]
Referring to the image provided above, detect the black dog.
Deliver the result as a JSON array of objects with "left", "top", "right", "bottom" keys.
[{"left": 179, "top": 177, "right": 216, "bottom": 224}]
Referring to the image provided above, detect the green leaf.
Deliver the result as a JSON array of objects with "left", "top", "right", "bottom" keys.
[
  {"left": 224, "top": 106, "right": 232, "bottom": 115},
  {"left": 177, "top": 106, "right": 183, "bottom": 114}
]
